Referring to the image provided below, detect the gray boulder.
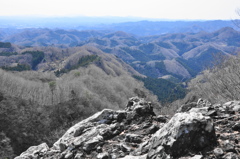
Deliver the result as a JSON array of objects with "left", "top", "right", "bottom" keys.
[
  {"left": 177, "top": 102, "right": 197, "bottom": 112},
  {"left": 53, "top": 109, "right": 121, "bottom": 150},
  {"left": 222, "top": 152, "right": 239, "bottom": 159},
  {"left": 15, "top": 143, "right": 49, "bottom": 159},
  {"left": 178, "top": 98, "right": 211, "bottom": 113},
  {"left": 147, "top": 112, "right": 217, "bottom": 158},
  {"left": 223, "top": 101, "right": 240, "bottom": 112}
]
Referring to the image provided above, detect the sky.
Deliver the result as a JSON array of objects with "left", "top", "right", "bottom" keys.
[{"left": 1, "top": 0, "right": 240, "bottom": 20}]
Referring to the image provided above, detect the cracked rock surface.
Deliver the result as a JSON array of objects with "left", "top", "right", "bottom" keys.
[{"left": 15, "top": 97, "right": 240, "bottom": 159}]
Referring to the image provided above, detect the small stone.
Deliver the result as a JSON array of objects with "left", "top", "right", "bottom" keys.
[
  {"left": 119, "top": 151, "right": 126, "bottom": 157},
  {"left": 147, "top": 146, "right": 169, "bottom": 159},
  {"left": 65, "top": 151, "right": 73, "bottom": 159},
  {"left": 155, "top": 115, "right": 168, "bottom": 123},
  {"left": 115, "top": 111, "right": 126, "bottom": 122},
  {"left": 73, "top": 136, "right": 84, "bottom": 147},
  {"left": 97, "top": 152, "right": 109, "bottom": 159},
  {"left": 111, "top": 153, "right": 118, "bottom": 159},
  {"left": 189, "top": 107, "right": 209, "bottom": 115},
  {"left": 191, "top": 155, "right": 203, "bottom": 159},
  {"left": 142, "top": 122, "right": 152, "bottom": 129},
  {"left": 213, "top": 148, "right": 224, "bottom": 157},
  {"left": 83, "top": 135, "right": 103, "bottom": 153},
  {"left": 222, "top": 152, "right": 239, "bottom": 159},
  {"left": 223, "top": 101, "right": 234, "bottom": 107},
  {"left": 96, "top": 146, "right": 102, "bottom": 153},
  {"left": 146, "top": 124, "right": 159, "bottom": 134},
  {"left": 125, "top": 134, "right": 142, "bottom": 143},
  {"left": 223, "top": 141, "right": 235, "bottom": 153},
  {"left": 112, "top": 129, "right": 121, "bottom": 136},
  {"left": 109, "top": 123, "right": 118, "bottom": 130},
  {"left": 232, "top": 123, "right": 240, "bottom": 131},
  {"left": 177, "top": 102, "right": 197, "bottom": 112},
  {"left": 120, "top": 154, "right": 148, "bottom": 159},
  {"left": 232, "top": 105, "right": 240, "bottom": 112},
  {"left": 119, "top": 143, "right": 131, "bottom": 152},
  {"left": 206, "top": 109, "right": 217, "bottom": 116},
  {"left": 74, "top": 152, "right": 84, "bottom": 159},
  {"left": 99, "top": 128, "right": 113, "bottom": 140},
  {"left": 235, "top": 139, "right": 239, "bottom": 144}
]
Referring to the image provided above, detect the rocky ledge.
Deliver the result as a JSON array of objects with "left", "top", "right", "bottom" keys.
[{"left": 15, "top": 97, "right": 240, "bottom": 159}]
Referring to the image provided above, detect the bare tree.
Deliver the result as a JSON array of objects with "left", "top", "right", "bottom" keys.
[
  {"left": 233, "top": 9, "right": 240, "bottom": 28},
  {"left": 49, "top": 81, "right": 56, "bottom": 105}
]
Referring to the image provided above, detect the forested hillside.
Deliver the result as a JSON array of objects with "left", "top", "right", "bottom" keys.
[
  {"left": 0, "top": 65, "right": 159, "bottom": 155},
  {"left": 0, "top": 45, "right": 161, "bottom": 156},
  {"left": 0, "top": 42, "right": 187, "bottom": 103},
  {"left": 186, "top": 54, "right": 240, "bottom": 104},
  {"left": 161, "top": 53, "right": 240, "bottom": 115},
  {"left": 134, "top": 76, "right": 186, "bottom": 103}
]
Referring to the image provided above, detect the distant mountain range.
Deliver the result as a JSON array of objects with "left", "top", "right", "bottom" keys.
[
  {"left": 79, "top": 27, "right": 240, "bottom": 80},
  {"left": 0, "top": 26, "right": 239, "bottom": 80},
  {"left": 0, "top": 17, "right": 239, "bottom": 35},
  {"left": 82, "top": 20, "right": 239, "bottom": 36},
  {"left": 0, "top": 29, "right": 107, "bottom": 47},
  {"left": 0, "top": 16, "right": 149, "bottom": 28}
]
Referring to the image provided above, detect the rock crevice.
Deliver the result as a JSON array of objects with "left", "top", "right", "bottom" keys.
[{"left": 15, "top": 97, "right": 240, "bottom": 159}]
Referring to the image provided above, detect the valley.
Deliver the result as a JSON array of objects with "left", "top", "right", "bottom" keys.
[
  {"left": 0, "top": 19, "right": 240, "bottom": 158},
  {"left": 1, "top": 26, "right": 239, "bottom": 81}
]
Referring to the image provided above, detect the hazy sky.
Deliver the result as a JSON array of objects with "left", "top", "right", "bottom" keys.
[{"left": 1, "top": 0, "right": 240, "bottom": 20}]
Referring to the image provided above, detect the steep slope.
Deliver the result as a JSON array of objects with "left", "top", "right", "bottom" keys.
[
  {"left": 186, "top": 54, "right": 240, "bottom": 104},
  {"left": 0, "top": 45, "right": 149, "bottom": 106},
  {"left": 0, "top": 45, "right": 160, "bottom": 156},
  {"left": 0, "top": 43, "right": 186, "bottom": 103}
]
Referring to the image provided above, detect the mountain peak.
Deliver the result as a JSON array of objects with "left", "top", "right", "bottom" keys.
[
  {"left": 213, "top": 27, "right": 238, "bottom": 36},
  {"left": 104, "top": 31, "right": 134, "bottom": 38}
]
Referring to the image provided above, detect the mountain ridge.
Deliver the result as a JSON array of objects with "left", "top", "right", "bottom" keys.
[{"left": 1, "top": 26, "right": 239, "bottom": 81}]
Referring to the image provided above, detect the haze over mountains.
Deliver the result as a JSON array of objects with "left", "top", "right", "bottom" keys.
[
  {"left": 1, "top": 22, "right": 239, "bottom": 80},
  {"left": 1, "top": 17, "right": 240, "bottom": 157},
  {"left": 0, "top": 17, "right": 238, "bottom": 34}
]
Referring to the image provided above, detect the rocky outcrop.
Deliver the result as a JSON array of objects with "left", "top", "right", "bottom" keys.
[
  {"left": 15, "top": 97, "right": 240, "bottom": 159},
  {"left": 15, "top": 143, "right": 49, "bottom": 159},
  {"left": 147, "top": 112, "right": 216, "bottom": 158},
  {"left": 177, "top": 100, "right": 240, "bottom": 158},
  {"left": 15, "top": 97, "right": 161, "bottom": 159}
]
